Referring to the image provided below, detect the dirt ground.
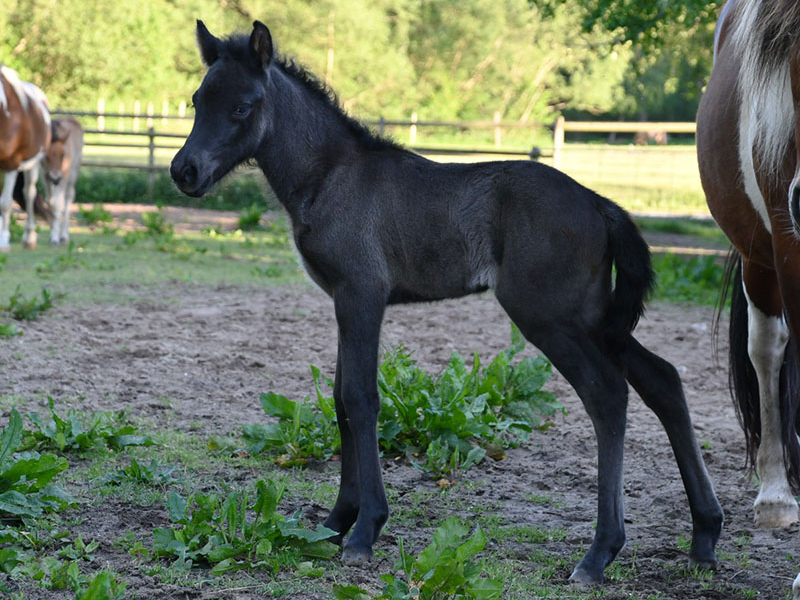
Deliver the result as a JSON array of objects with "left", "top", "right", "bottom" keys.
[{"left": 1, "top": 206, "right": 798, "bottom": 599}]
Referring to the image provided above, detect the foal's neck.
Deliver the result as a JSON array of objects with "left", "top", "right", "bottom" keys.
[{"left": 255, "top": 65, "right": 362, "bottom": 218}]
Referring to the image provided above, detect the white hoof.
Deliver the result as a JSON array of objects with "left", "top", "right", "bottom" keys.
[{"left": 754, "top": 498, "right": 799, "bottom": 528}]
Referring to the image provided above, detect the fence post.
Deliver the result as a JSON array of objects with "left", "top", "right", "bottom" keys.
[
  {"left": 147, "top": 126, "right": 155, "bottom": 198},
  {"left": 410, "top": 112, "right": 418, "bottom": 144},
  {"left": 97, "top": 98, "right": 105, "bottom": 133},
  {"left": 378, "top": 115, "right": 385, "bottom": 135},
  {"left": 493, "top": 111, "right": 502, "bottom": 148},
  {"left": 553, "top": 116, "right": 565, "bottom": 170},
  {"left": 133, "top": 101, "right": 141, "bottom": 132}
]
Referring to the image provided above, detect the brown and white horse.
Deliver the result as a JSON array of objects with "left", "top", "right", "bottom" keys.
[
  {"left": 0, "top": 65, "right": 51, "bottom": 251},
  {"left": 697, "top": 1, "right": 800, "bottom": 597}
]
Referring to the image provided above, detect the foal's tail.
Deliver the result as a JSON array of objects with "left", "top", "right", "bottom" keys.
[
  {"left": 725, "top": 253, "right": 800, "bottom": 491},
  {"left": 598, "top": 199, "right": 654, "bottom": 349},
  {"left": 12, "top": 174, "right": 52, "bottom": 222}
]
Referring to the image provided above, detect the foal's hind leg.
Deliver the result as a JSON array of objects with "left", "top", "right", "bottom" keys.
[
  {"left": 620, "top": 337, "right": 723, "bottom": 569},
  {"left": 496, "top": 304, "right": 629, "bottom": 584}
]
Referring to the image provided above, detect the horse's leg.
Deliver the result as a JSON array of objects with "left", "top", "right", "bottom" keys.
[
  {"left": 21, "top": 166, "right": 38, "bottom": 250},
  {"left": 794, "top": 570, "right": 800, "bottom": 600},
  {"left": 496, "top": 287, "right": 628, "bottom": 584},
  {"left": 329, "top": 287, "right": 388, "bottom": 564},
  {"left": 536, "top": 331, "right": 628, "bottom": 584},
  {"left": 50, "top": 183, "right": 66, "bottom": 246},
  {"left": 742, "top": 264, "right": 798, "bottom": 527},
  {"left": 61, "top": 177, "right": 76, "bottom": 244},
  {"left": 0, "top": 170, "right": 18, "bottom": 251},
  {"left": 323, "top": 348, "right": 360, "bottom": 545},
  {"left": 620, "top": 336, "right": 723, "bottom": 568}
]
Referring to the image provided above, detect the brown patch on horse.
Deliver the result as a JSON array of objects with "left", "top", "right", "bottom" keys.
[{"left": 0, "top": 71, "right": 50, "bottom": 171}]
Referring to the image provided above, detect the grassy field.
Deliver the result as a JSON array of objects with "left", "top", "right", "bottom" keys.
[{"left": 0, "top": 214, "right": 737, "bottom": 600}]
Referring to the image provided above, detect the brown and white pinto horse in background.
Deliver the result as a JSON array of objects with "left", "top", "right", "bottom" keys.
[
  {"left": 0, "top": 65, "right": 51, "bottom": 251},
  {"left": 697, "top": 0, "right": 800, "bottom": 597}
]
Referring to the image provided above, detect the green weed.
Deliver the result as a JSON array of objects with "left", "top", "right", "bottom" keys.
[
  {"left": 3, "top": 286, "right": 54, "bottom": 320},
  {"left": 377, "top": 325, "right": 563, "bottom": 477},
  {"left": 0, "top": 322, "right": 20, "bottom": 337},
  {"left": 151, "top": 479, "right": 337, "bottom": 574},
  {"left": 35, "top": 240, "right": 87, "bottom": 274},
  {"left": 377, "top": 518, "right": 502, "bottom": 600},
  {"left": 241, "top": 366, "right": 340, "bottom": 467},
  {"left": 0, "top": 410, "right": 72, "bottom": 519},
  {"left": 22, "top": 397, "right": 155, "bottom": 454},
  {"left": 98, "top": 457, "right": 181, "bottom": 487}
]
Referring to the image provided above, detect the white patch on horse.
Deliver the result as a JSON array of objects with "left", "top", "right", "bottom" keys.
[
  {"left": 0, "top": 66, "right": 31, "bottom": 114},
  {"left": 733, "top": 2, "right": 796, "bottom": 177},
  {"left": 743, "top": 284, "right": 799, "bottom": 526},
  {"left": 738, "top": 105, "right": 774, "bottom": 233},
  {"left": 23, "top": 81, "right": 51, "bottom": 129}
]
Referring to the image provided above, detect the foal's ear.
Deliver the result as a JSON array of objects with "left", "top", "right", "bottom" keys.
[
  {"left": 196, "top": 20, "right": 221, "bottom": 66},
  {"left": 250, "top": 21, "right": 274, "bottom": 68}
]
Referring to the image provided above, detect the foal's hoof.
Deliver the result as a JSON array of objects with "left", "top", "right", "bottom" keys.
[
  {"left": 22, "top": 240, "right": 36, "bottom": 250},
  {"left": 754, "top": 500, "right": 799, "bottom": 528},
  {"left": 568, "top": 566, "right": 602, "bottom": 586},
  {"left": 688, "top": 555, "right": 718, "bottom": 572},
  {"left": 341, "top": 544, "right": 374, "bottom": 566}
]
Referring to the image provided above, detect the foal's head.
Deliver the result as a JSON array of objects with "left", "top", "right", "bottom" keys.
[
  {"left": 171, "top": 21, "right": 274, "bottom": 197},
  {"left": 44, "top": 119, "right": 74, "bottom": 185}
]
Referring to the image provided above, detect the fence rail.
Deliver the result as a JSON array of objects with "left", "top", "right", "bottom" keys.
[{"left": 52, "top": 109, "right": 697, "bottom": 172}]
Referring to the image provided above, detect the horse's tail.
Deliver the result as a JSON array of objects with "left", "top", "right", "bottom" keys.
[
  {"left": 598, "top": 198, "right": 654, "bottom": 348},
  {"left": 725, "top": 252, "right": 800, "bottom": 490},
  {"left": 12, "top": 174, "right": 52, "bottom": 222}
]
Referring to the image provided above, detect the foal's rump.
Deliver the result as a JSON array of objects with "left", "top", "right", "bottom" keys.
[{"left": 490, "top": 160, "right": 652, "bottom": 346}]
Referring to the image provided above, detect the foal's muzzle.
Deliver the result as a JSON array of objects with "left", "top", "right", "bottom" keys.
[{"left": 170, "top": 153, "right": 207, "bottom": 197}]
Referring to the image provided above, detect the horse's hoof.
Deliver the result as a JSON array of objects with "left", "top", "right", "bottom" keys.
[
  {"left": 568, "top": 566, "right": 603, "bottom": 586},
  {"left": 754, "top": 500, "right": 799, "bottom": 528},
  {"left": 341, "top": 544, "right": 374, "bottom": 565},
  {"left": 688, "top": 555, "right": 718, "bottom": 571},
  {"left": 22, "top": 240, "right": 36, "bottom": 250},
  {"left": 0, "top": 245, "right": 9, "bottom": 253}
]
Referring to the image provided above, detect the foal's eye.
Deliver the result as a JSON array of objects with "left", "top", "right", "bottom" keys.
[{"left": 232, "top": 103, "right": 252, "bottom": 118}]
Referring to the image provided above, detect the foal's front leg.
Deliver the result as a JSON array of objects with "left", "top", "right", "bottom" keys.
[
  {"left": 21, "top": 166, "right": 39, "bottom": 250},
  {"left": 325, "top": 288, "right": 388, "bottom": 564}
]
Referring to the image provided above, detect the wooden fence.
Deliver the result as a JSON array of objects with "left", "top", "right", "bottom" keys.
[{"left": 52, "top": 108, "right": 698, "bottom": 170}]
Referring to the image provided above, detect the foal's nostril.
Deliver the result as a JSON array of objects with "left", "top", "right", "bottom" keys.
[
  {"left": 170, "top": 156, "right": 198, "bottom": 187},
  {"left": 182, "top": 163, "right": 198, "bottom": 186}
]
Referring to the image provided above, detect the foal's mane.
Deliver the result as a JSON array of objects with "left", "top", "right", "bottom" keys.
[
  {"left": 732, "top": 0, "right": 800, "bottom": 174},
  {"left": 221, "top": 33, "right": 402, "bottom": 153}
]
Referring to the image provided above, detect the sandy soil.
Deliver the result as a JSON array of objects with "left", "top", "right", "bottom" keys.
[{"left": 1, "top": 206, "right": 797, "bottom": 599}]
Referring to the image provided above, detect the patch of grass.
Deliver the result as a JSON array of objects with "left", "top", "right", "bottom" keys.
[
  {"left": 634, "top": 216, "right": 727, "bottom": 243},
  {"left": 75, "top": 168, "right": 271, "bottom": 211},
  {"left": 77, "top": 203, "right": 113, "bottom": 225},
  {"left": 238, "top": 203, "right": 265, "bottom": 230},
  {"left": 651, "top": 253, "right": 726, "bottom": 306}
]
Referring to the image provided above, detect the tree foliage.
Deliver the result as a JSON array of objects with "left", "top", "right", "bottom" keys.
[{"left": 0, "top": 0, "right": 714, "bottom": 122}]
